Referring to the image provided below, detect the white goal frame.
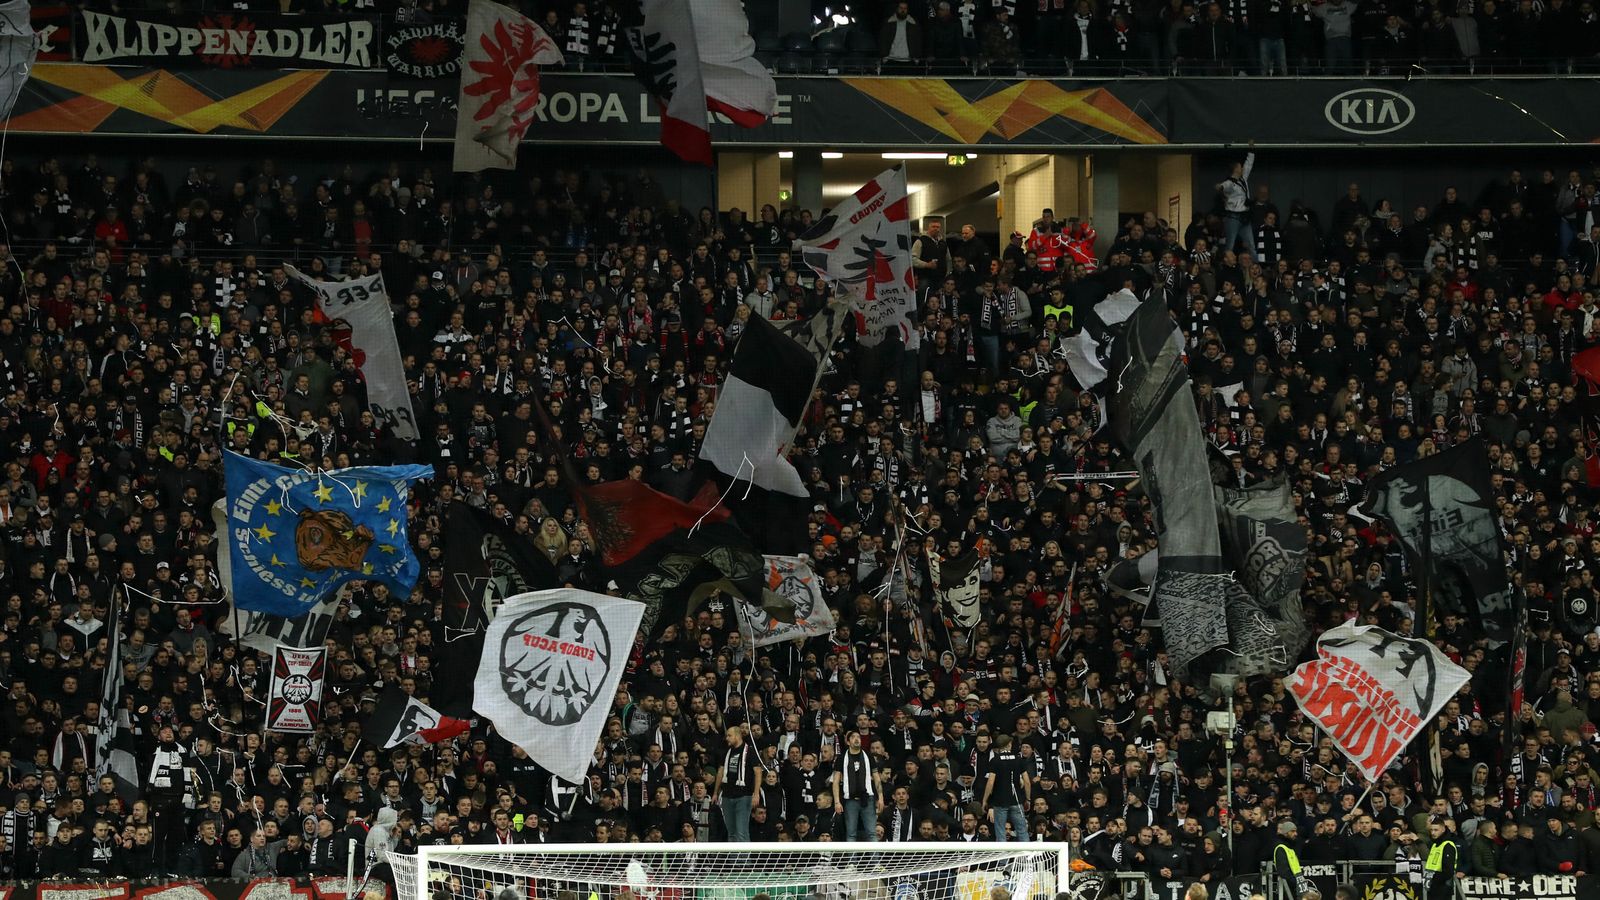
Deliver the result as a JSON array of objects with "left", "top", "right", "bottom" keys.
[{"left": 401, "top": 842, "right": 1074, "bottom": 900}]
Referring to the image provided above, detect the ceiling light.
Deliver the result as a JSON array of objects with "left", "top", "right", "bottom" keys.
[{"left": 882, "top": 152, "right": 948, "bottom": 160}]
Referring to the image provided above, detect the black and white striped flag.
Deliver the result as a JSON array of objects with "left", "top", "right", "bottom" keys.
[{"left": 700, "top": 314, "right": 821, "bottom": 497}]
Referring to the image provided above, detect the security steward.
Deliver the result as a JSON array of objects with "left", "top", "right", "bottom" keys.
[
  {"left": 1422, "top": 819, "right": 1459, "bottom": 900},
  {"left": 1272, "top": 819, "right": 1317, "bottom": 899}
]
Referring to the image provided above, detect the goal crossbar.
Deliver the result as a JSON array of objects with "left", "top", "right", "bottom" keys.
[{"left": 397, "top": 842, "right": 1072, "bottom": 900}]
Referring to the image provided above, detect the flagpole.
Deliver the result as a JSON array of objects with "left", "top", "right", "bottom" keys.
[
  {"left": 1419, "top": 479, "right": 1434, "bottom": 638},
  {"left": 1350, "top": 782, "right": 1376, "bottom": 816},
  {"left": 1417, "top": 477, "right": 1441, "bottom": 799}
]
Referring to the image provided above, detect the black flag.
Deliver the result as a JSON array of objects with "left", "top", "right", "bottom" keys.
[
  {"left": 1107, "top": 295, "right": 1236, "bottom": 682},
  {"left": 937, "top": 550, "right": 982, "bottom": 629},
  {"left": 435, "top": 503, "right": 560, "bottom": 718},
  {"left": 1213, "top": 478, "right": 1312, "bottom": 675},
  {"left": 619, "top": 521, "right": 772, "bottom": 644},
  {"left": 1359, "top": 437, "right": 1513, "bottom": 644}
]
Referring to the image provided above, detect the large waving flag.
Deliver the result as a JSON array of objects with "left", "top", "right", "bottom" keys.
[
  {"left": 475, "top": 589, "right": 645, "bottom": 783},
  {"left": 455, "top": 0, "right": 564, "bottom": 172},
  {"left": 1358, "top": 437, "right": 1512, "bottom": 644},
  {"left": 364, "top": 687, "right": 471, "bottom": 748},
  {"left": 1107, "top": 294, "right": 1235, "bottom": 684},
  {"left": 700, "top": 314, "right": 820, "bottom": 498},
  {"left": 739, "top": 555, "right": 836, "bottom": 648},
  {"left": 214, "top": 500, "right": 340, "bottom": 652},
  {"left": 435, "top": 502, "right": 560, "bottom": 719},
  {"left": 798, "top": 166, "right": 918, "bottom": 348},
  {"left": 224, "top": 451, "right": 432, "bottom": 616},
  {"left": 284, "top": 265, "right": 418, "bottom": 442},
  {"left": 577, "top": 478, "right": 731, "bottom": 568},
  {"left": 1287, "top": 621, "right": 1470, "bottom": 782},
  {"left": 630, "top": 0, "right": 777, "bottom": 165}
]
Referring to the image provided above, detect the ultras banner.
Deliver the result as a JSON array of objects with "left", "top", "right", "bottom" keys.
[
  {"left": 0, "top": 877, "right": 391, "bottom": 900},
  {"left": 74, "top": 10, "right": 378, "bottom": 69},
  {"left": 1286, "top": 621, "right": 1471, "bottom": 782}
]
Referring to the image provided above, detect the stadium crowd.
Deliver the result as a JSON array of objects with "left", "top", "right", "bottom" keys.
[
  {"left": 397, "top": 0, "right": 1600, "bottom": 76},
  {"left": 0, "top": 146, "right": 1598, "bottom": 895}
]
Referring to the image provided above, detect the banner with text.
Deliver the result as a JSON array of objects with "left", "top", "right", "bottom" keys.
[
  {"left": 1460, "top": 874, "right": 1595, "bottom": 900},
  {"left": 74, "top": 10, "right": 379, "bottom": 69},
  {"left": 267, "top": 645, "right": 326, "bottom": 733},
  {"left": 1286, "top": 621, "right": 1471, "bottom": 782},
  {"left": 384, "top": 16, "right": 463, "bottom": 79},
  {"left": 20, "top": 71, "right": 1600, "bottom": 147},
  {"left": 4, "top": 876, "right": 391, "bottom": 900},
  {"left": 283, "top": 265, "right": 418, "bottom": 441}
]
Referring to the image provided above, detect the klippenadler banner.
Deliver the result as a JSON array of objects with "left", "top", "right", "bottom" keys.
[
  {"left": 267, "top": 646, "right": 326, "bottom": 733},
  {"left": 284, "top": 265, "right": 418, "bottom": 441},
  {"left": 74, "top": 10, "right": 378, "bottom": 69},
  {"left": 1286, "top": 621, "right": 1470, "bottom": 781}
]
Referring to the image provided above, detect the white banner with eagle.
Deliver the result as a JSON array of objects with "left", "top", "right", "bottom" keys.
[
  {"left": 267, "top": 646, "right": 326, "bottom": 734},
  {"left": 454, "top": 0, "right": 564, "bottom": 172},
  {"left": 474, "top": 589, "right": 645, "bottom": 783}
]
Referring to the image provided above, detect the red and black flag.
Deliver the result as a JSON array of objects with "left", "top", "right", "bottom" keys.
[
  {"left": 1573, "top": 346, "right": 1600, "bottom": 486},
  {"left": 364, "top": 687, "right": 471, "bottom": 748}
]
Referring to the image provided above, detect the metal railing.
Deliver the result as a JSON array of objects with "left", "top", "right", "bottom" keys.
[{"left": 1104, "top": 859, "right": 1469, "bottom": 900}]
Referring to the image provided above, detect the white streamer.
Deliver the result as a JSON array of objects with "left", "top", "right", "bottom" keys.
[{"left": 688, "top": 453, "right": 754, "bottom": 537}]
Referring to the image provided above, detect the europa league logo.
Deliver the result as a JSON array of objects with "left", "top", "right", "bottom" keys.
[{"left": 500, "top": 602, "right": 611, "bottom": 726}]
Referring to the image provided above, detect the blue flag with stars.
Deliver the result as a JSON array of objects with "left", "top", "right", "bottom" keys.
[{"left": 225, "top": 451, "right": 433, "bottom": 616}]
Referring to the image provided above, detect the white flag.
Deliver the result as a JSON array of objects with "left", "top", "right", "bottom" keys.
[
  {"left": 631, "top": 0, "right": 776, "bottom": 165},
  {"left": 0, "top": 0, "right": 37, "bottom": 121},
  {"left": 454, "top": 0, "right": 564, "bottom": 172},
  {"left": 735, "top": 556, "right": 836, "bottom": 648},
  {"left": 283, "top": 264, "right": 418, "bottom": 441},
  {"left": 474, "top": 589, "right": 645, "bottom": 784},
  {"left": 1286, "top": 621, "right": 1470, "bottom": 782},
  {"left": 798, "top": 166, "right": 919, "bottom": 348}
]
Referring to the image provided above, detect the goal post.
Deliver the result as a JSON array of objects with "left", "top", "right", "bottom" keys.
[{"left": 397, "top": 842, "right": 1073, "bottom": 900}]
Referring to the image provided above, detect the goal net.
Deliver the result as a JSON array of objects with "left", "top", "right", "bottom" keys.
[{"left": 394, "top": 844, "right": 1070, "bottom": 900}]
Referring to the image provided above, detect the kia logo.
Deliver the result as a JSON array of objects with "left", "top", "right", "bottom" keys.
[{"left": 1324, "top": 88, "right": 1416, "bottom": 136}]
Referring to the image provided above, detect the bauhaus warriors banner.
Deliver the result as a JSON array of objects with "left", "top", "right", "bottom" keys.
[{"left": 11, "top": 67, "right": 1600, "bottom": 147}]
